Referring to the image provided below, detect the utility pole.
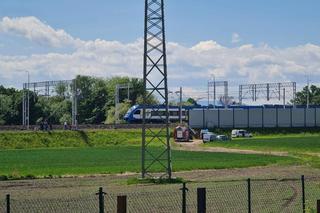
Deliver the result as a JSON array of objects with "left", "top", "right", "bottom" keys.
[
  {"left": 115, "top": 83, "right": 131, "bottom": 124},
  {"left": 127, "top": 84, "right": 130, "bottom": 100},
  {"left": 304, "top": 70, "right": 310, "bottom": 108},
  {"left": 213, "top": 75, "right": 216, "bottom": 108},
  {"left": 142, "top": 0, "right": 172, "bottom": 179},
  {"left": 283, "top": 88, "right": 286, "bottom": 108},
  {"left": 174, "top": 87, "right": 183, "bottom": 124},
  {"left": 208, "top": 75, "right": 216, "bottom": 108},
  {"left": 72, "top": 78, "right": 78, "bottom": 130},
  {"left": 179, "top": 87, "right": 182, "bottom": 124},
  {"left": 307, "top": 77, "right": 310, "bottom": 108},
  {"left": 207, "top": 81, "right": 210, "bottom": 108},
  {"left": 21, "top": 70, "right": 30, "bottom": 130},
  {"left": 27, "top": 71, "right": 30, "bottom": 130},
  {"left": 115, "top": 84, "right": 120, "bottom": 124}
]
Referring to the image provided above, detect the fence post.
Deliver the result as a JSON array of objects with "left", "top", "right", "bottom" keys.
[
  {"left": 180, "top": 183, "right": 188, "bottom": 213},
  {"left": 202, "top": 108, "right": 205, "bottom": 128},
  {"left": 6, "top": 194, "right": 10, "bottom": 213},
  {"left": 96, "top": 187, "right": 106, "bottom": 213},
  {"left": 317, "top": 200, "right": 320, "bottom": 213},
  {"left": 247, "top": 178, "right": 252, "bottom": 213},
  {"left": 197, "top": 188, "right": 206, "bottom": 213},
  {"left": 302, "top": 175, "right": 306, "bottom": 213},
  {"left": 117, "top": 195, "right": 127, "bottom": 213}
]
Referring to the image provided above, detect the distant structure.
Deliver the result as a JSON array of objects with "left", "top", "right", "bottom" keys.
[
  {"left": 207, "top": 80, "right": 228, "bottom": 107},
  {"left": 142, "top": 0, "right": 172, "bottom": 179},
  {"left": 115, "top": 83, "right": 131, "bottom": 124},
  {"left": 239, "top": 82, "right": 297, "bottom": 105},
  {"left": 22, "top": 79, "right": 78, "bottom": 129}
]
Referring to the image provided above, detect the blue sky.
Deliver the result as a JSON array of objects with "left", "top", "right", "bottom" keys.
[
  {"left": 1, "top": 0, "right": 319, "bottom": 47},
  {"left": 0, "top": 0, "right": 320, "bottom": 103}
]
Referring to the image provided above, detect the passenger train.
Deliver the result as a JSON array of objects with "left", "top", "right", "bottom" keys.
[
  {"left": 124, "top": 105, "right": 194, "bottom": 123},
  {"left": 124, "top": 104, "right": 312, "bottom": 123}
]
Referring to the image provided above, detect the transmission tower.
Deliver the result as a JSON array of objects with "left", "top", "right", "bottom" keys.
[{"left": 142, "top": 0, "right": 172, "bottom": 179}]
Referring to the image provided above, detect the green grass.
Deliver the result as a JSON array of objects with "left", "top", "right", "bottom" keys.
[
  {"left": 204, "top": 133, "right": 320, "bottom": 168},
  {"left": 204, "top": 134, "right": 320, "bottom": 153},
  {"left": 0, "top": 130, "right": 143, "bottom": 149},
  {"left": 0, "top": 147, "right": 298, "bottom": 178},
  {"left": 208, "top": 127, "right": 320, "bottom": 136}
]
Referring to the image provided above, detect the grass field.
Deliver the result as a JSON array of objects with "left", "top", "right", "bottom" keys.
[
  {"left": 0, "top": 130, "right": 319, "bottom": 212},
  {"left": 2, "top": 129, "right": 320, "bottom": 179},
  {"left": 204, "top": 133, "right": 320, "bottom": 153},
  {"left": 0, "top": 130, "right": 142, "bottom": 149},
  {"left": 204, "top": 133, "right": 320, "bottom": 168},
  {"left": 0, "top": 146, "right": 297, "bottom": 178}
]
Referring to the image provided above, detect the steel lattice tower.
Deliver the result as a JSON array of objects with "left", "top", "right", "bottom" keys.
[{"left": 142, "top": 0, "right": 172, "bottom": 179}]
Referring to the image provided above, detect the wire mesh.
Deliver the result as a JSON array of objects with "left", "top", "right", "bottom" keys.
[
  {"left": 185, "top": 181, "right": 248, "bottom": 213},
  {"left": 252, "top": 179, "right": 302, "bottom": 213},
  {"left": 104, "top": 193, "right": 117, "bottom": 213},
  {"left": 3, "top": 177, "right": 320, "bottom": 212},
  {"left": 10, "top": 195, "right": 98, "bottom": 213},
  {"left": 0, "top": 197, "right": 5, "bottom": 213},
  {"left": 105, "top": 185, "right": 182, "bottom": 213},
  {"left": 305, "top": 177, "right": 320, "bottom": 212}
]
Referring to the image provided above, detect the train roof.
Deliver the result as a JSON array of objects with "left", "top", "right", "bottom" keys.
[{"left": 129, "top": 104, "right": 320, "bottom": 110}]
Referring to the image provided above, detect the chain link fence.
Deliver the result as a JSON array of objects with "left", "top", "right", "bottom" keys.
[{"left": 1, "top": 176, "right": 320, "bottom": 213}]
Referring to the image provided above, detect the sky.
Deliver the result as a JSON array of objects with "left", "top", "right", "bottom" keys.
[{"left": 0, "top": 0, "right": 320, "bottom": 103}]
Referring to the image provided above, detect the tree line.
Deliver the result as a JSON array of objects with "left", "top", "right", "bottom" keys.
[
  {"left": 0, "top": 76, "right": 158, "bottom": 125},
  {"left": 1, "top": 76, "right": 315, "bottom": 125}
]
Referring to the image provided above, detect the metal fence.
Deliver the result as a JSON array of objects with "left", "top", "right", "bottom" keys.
[
  {"left": 1, "top": 176, "right": 320, "bottom": 213},
  {"left": 189, "top": 107, "right": 320, "bottom": 129}
]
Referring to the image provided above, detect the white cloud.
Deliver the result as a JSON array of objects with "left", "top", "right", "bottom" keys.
[
  {"left": 231, "top": 33, "right": 241, "bottom": 43},
  {"left": 0, "top": 16, "right": 83, "bottom": 48},
  {"left": 1, "top": 16, "right": 320, "bottom": 93}
]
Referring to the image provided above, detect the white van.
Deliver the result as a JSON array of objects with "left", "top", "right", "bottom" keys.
[{"left": 231, "top": 129, "right": 252, "bottom": 138}]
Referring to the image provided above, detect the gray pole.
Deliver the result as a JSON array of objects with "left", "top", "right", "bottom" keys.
[
  {"left": 307, "top": 77, "right": 310, "bottom": 108},
  {"left": 115, "top": 85, "right": 120, "bottom": 124},
  {"left": 22, "top": 87, "right": 25, "bottom": 126},
  {"left": 293, "top": 82, "right": 296, "bottom": 107},
  {"left": 127, "top": 83, "right": 130, "bottom": 100},
  {"left": 179, "top": 86, "right": 182, "bottom": 124},
  {"left": 26, "top": 71, "right": 30, "bottom": 130},
  {"left": 213, "top": 76, "right": 216, "bottom": 108},
  {"left": 283, "top": 88, "right": 286, "bottom": 109},
  {"left": 207, "top": 81, "right": 210, "bottom": 108},
  {"left": 74, "top": 79, "right": 78, "bottom": 129}
]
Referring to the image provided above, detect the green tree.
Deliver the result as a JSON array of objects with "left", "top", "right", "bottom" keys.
[
  {"left": 0, "top": 86, "right": 24, "bottom": 125},
  {"left": 0, "top": 94, "right": 11, "bottom": 124},
  {"left": 105, "top": 99, "right": 131, "bottom": 124},
  {"left": 55, "top": 82, "right": 69, "bottom": 98},
  {"left": 75, "top": 75, "right": 108, "bottom": 124},
  {"left": 0, "top": 76, "right": 158, "bottom": 125},
  {"left": 184, "top": 98, "right": 198, "bottom": 106},
  {"left": 293, "top": 85, "right": 320, "bottom": 105}
]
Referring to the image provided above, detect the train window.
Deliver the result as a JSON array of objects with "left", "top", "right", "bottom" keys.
[
  {"left": 151, "top": 111, "right": 158, "bottom": 116},
  {"left": 134, "top": 110, "right": 141, "bottom": 115},
  {"left": 170, "top": 111, "right": 179, "bottom": 116},
  {"left": 151, "top": 111, "right": 166, "bottom": 116}
]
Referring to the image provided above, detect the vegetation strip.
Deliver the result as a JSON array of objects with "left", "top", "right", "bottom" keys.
[{"left": 0, "top": 147, "right": 297, "bottom": 179}]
